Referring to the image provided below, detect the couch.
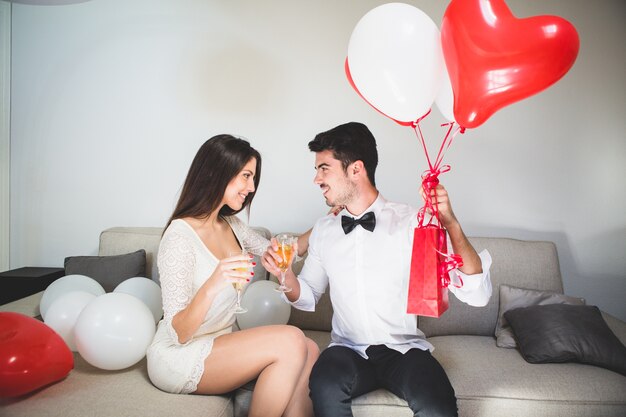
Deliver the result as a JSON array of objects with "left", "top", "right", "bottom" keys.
[{"left": 1, "top": 226, "right": 625, "bottom": 417}]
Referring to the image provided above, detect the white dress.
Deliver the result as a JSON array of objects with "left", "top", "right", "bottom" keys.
[{"left": 146, "top": 217, "right": 269, "bottom": 394}]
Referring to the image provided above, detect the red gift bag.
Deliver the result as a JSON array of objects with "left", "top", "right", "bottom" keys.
[
  {"left": 404, "top": 112, "right": 465, "bottom": 317},
  {"left": 407, "top": 225, "right": 450, "bottom": 317}
]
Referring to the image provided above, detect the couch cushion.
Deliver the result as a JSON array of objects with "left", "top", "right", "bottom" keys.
[
  {"left": 99, "top": 228, "right": 163, "bottom": 283},
  {"left": 0, "top": 291, "right": 43, "bottom": 317},
  {"left": 287, "top": 253, "right": 334, "bottom": 332},
  {"left": 64, "top": 250, "right": 147, "bottom": 292},
  {"left": 419, "top": 238, "right": 563, "bottom": 338},
  {"left": 505, "top": 304, "right": 626, "bottom": 376},
  {"left": 430, "top": 335, "right": 626, "bottom": 417},
  {"left": 495, "top": 284, "right": 585, "bottom": 348},
  {"left": 0, "top": 354, "right": 233, "bottom": 417},
  {"left": 288, "top": 290, "right": 333, "bottom": 332}
]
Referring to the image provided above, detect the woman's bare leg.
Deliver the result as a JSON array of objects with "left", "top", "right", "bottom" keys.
[
  {"left": 194, "top": 325, "right": 308, "bottom": 417},
  {"left": 283, "top": 337, "right": 319, "bottom": 417}
]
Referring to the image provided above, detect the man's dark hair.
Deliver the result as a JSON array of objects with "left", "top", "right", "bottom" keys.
[{"left": 308, "top": 122, "right": 378, "bottom": 186}]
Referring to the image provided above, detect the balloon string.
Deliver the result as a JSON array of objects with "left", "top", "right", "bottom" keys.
[
  {"left": 434, "top": 123, "right": 453, "bottom": 168},
  {"left": 434, "top": 122, "right": 465, "bottom": 169},
  {"left": 413, "top": 122, "right": 433, "bottom": 172},
  {"left": 412, "top": 113, "right": 466, "bottom": 228}
]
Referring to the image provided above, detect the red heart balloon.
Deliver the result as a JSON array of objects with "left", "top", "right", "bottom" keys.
[
  {"left": 0, "top": 312, "right": 74, "bottom": 398},
  {"left": 441, "top": 0, "right": 579, "bottom": 128}
]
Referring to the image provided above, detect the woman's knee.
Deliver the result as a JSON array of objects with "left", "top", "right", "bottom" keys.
[
  {"left": 305, "top": 338, "right": 320, "bottom": 360},
  {"left": 273, "top": 325, "right": 308, "bottom": 361}
]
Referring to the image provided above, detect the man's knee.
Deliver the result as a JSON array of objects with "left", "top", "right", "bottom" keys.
[
  {"left": 417, "top": 398, "right": 457, "bottom": 417},
  {"left": 390, "top": 349, "right": 458, "bottom": 417},
  {"left": 309, "top": 347, "right": 360, "bottom": 398},
  {"left": 310, "top": 353, "right": 346, "bottom": 395},
  {"left": 406, "top": 385, "right": 457, "bottom": 417}
]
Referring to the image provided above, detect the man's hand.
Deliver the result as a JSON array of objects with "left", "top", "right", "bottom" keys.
[
  {"left": 421, "top": 183, "right": 483, "bottom": 275},
  {"left": 420, "top": 184, "right": 458, "bottom": 229},
  {"left": 261, "top": 237, "right": 283, "bottom": 277},
  {"left": 261, "top": 238, "right": 301, "bottom": 301}
]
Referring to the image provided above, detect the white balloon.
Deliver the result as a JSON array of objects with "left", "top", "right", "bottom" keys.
[
  {"left": 40, "top": 275, "right": 105, "bottom": 321},
  {"left": 44, "top": 290, "right": 96, "bottom": 351},
  {"left": 348, "top": 3, "right": 445, "bottom": 124},
  {"left": 237, "top": 280, "right": 291, "bottom": 330},
  {"left": 74, "top": 293, "right": 156, "bottom": 370},
  {"left": 435, "top": 61, "right": 456, "bottom": 122},
  {"left": 114, "top": 277, "right": 163, "bottom": 324}
]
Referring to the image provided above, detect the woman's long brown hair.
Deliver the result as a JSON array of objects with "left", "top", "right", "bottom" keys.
[{"left": 164, "top": 134, "right": 262, "bottom": 232}]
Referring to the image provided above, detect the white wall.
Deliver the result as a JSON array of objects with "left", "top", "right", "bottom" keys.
[
  {"left": 0, "top": 1, "right": 10, "bottom": 271},
  {"left": 9, "top": 0, "right": 626, "bottom": 320}
]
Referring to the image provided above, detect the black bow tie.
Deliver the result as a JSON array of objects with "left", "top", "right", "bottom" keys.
[{"left": 341, "top": 212, "right": 376, "bottom": 234}]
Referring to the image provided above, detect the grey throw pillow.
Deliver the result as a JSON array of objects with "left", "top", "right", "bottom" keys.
[
  {"left": 495, "top": 284, "right": 585, "bottom": 348},
  {"left": 64, "top": 249, "right": 147, "bottom": 292},
  {"left": 505, "top": 304, "right": 626, "bottom": 376}
]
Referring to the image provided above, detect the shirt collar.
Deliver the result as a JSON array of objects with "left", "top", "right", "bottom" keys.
[{"left": 342, "top": 193, "right": 386, "bottom": 219}]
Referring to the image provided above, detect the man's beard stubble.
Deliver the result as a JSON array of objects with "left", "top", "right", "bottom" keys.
[{"left": 326, "top": 177, "right": 358, "bottom": 207}]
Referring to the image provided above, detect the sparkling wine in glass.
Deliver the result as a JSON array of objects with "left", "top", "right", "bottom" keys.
[
  {"left": 275, "top": 234, "right": 295, "bottom": 293},
  {"left": 228, "top": 249, "right": 250, "bottom": 314}
]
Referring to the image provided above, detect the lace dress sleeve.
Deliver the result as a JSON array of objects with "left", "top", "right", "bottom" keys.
[
  {"left": 227, "top": 216, "right": 270, "bottom": 256},
  {"left": 157, "top": 229, "right": 196, "bottom": 346}
]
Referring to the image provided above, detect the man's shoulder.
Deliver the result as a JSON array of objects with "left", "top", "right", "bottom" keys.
[
  {"left": 381, "top": 199, "right": 418, "bottom": 217},
  {"left": 313, "top": 212, "right": 341, "bottom": 231}
]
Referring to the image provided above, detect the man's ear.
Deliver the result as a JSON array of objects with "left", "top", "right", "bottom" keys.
[{"left": 349, "top": 160, "right": 365, "bottom": 179}]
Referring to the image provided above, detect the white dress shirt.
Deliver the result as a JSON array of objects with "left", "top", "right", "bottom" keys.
[{"left": 290, "top": 194, "right": 492, "bottom": 358}]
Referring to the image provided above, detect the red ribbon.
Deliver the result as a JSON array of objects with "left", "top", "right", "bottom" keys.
[
  {"left": 435, "top": 248, "right": 464, "bottom": 288},
  {"left": 417, "top": 165, "right": 451, "bottom": 227},
  {"left": 414, "top": 118, "right": 464, "bottom": 228},
  {"left": 413, "top": 116, "right": 465, "bottom": 287}
]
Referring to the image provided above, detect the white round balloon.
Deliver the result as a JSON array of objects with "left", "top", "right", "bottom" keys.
[
  {"left": 435, "top": 61, "right": 456, "bottom": 122},
  {"left": 44, "top": 290, "right": 96, "bottom": 351},
  {"left": 114, "top": 277, "right": 163, "bottom": 323},
  {"left": 348, "top": 3, "right": 445, "bottom": 124},
  {"left": 74, "top": 292, "right": 156, "bottom": 370},
  {"left": 237, "top": 280, "right": 291, "bottom": 330},
  {"left": 40, "top": 274, "right": 105, "bottom": 321}
]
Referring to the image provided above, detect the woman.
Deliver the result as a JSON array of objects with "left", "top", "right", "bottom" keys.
[{"left": 147, "top": 135, "right": 319, "bottom": 417}]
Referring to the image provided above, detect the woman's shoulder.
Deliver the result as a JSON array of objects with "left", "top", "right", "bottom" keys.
[
  {"left": 164, "top": 218, "right": 191, "bottom": 234},
  {"left": 223, "top": 215, "right": 249, "bottom": 233},
  {"left": 223, "top": 214, "right": 242, "bottom": 225},
  {"left": 161, "top": 219, "right": 198, "bottom": 248}
]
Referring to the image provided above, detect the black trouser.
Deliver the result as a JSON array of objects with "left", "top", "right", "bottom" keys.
[{"left": 309, "top": 345, "right": 457, "bottom": 417}]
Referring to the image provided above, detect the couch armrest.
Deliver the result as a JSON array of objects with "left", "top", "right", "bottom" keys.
[
  {"left": 0, "top": 290, "right": 43, "bottom": 318},
  {"left": 601, "top": 311, "right": 626, "bottom": 347}
]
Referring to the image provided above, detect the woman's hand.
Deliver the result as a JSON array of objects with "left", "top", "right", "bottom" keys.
[
  {"left": 205, "top": 253, "right": 254, "bottom": 295},
  {"left": 328, "top": 205, "right": 345, "bottom": 216}
]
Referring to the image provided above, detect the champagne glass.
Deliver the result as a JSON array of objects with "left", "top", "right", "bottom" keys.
[
  {"left": 228, "top": 249, "right": 250, "bottom": 314},
  {"left": 275, "top": 233, "right": 296, "bottom": 293}
]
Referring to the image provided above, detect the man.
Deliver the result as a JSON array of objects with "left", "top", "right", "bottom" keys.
[{"left": 262, "top": 122, "right": 492, "bottom": 417}]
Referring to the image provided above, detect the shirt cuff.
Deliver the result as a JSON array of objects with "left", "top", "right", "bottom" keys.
[
  {"left": 281, "top": 278, "right": 316, "bottom": 312},
  {"left": 449, "top": 249, "right": 492, "bottom": 306}
]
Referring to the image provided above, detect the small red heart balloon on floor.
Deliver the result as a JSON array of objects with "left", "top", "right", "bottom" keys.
[
  {"left": 0, "top": 312, "right": 74, "bottom": 398},
  {"left": 441, "top": 0, "right": 579, "bottom": 128}
]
